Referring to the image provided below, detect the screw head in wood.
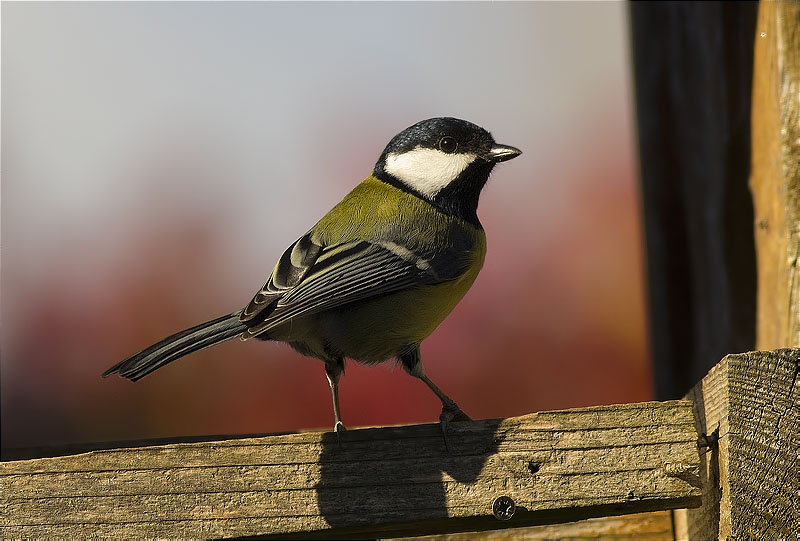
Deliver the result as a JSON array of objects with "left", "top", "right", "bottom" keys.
[{"left": 492, "top": 495, "right": 516, "bottom": 521}]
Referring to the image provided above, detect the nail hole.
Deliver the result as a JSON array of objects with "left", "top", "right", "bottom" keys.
[{"left": 528, "top": 461, "right": 540, "bottom": 474}]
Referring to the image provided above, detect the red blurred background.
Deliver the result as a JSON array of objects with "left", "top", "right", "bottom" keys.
[{"left": 1, "top": 2, "right": 651, "bottom": 452}]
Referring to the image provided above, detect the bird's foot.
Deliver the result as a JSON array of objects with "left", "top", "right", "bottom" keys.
[
  {"left": 334, "top": 421, "right": 347, "bottom": 446},
  {"left": 439, "top": 404, "right": 471, "bottom": 453},
  {"left": 442, "top": 405, "right": 471, "bottom": 423}
]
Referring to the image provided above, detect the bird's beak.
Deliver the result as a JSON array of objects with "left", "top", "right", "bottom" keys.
[{"left": 487, "top": 144, "right": 522, "bottom": 163}]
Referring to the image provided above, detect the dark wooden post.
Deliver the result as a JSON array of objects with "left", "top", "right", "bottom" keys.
[{"left": 630, "top": 1, "right": 759, "bottom": 399}]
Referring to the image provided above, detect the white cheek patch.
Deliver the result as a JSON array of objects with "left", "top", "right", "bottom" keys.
[{"left": 384, "top": 148, "right": 476, "bottom": 198}]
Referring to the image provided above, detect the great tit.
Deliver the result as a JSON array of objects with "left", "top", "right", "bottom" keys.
[{"left": 104, "top": 117, "right": 521, "bottom": 438}]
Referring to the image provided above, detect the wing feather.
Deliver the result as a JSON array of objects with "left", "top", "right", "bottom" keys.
[
  {"left": 242, "top": 242, "right": 422, "bottom": 337},
  {"left": 240, "top": 233, "right": 324, "bottom": 321},
  {"left": 239, "top": 233, "right": 474, "bottom": 338}
]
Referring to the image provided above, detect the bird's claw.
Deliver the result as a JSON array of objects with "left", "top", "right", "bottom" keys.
[
  {"left": 439, "top": 404, "right": 471, "bottom": 453},
  {"left": 334, "top": 421, "right": 346, "bottom": 447}
]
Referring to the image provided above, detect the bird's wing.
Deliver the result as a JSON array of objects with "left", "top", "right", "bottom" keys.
[
  {"left": 239, "top": 232, "right": 473, "bottom": 337},
  {"left": 240, "top": 232, "right": 324, "bottom": 322}
]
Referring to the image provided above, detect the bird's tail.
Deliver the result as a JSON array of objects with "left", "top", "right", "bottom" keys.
[{"left": 102, "top": 310, "right": 247, "bottom": 381}]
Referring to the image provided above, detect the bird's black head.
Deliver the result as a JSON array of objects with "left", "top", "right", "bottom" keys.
[{"left": 373, "top": 117, "right": 521, "bottom": 226}]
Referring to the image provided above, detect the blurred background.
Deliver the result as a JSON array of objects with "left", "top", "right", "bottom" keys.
[{"left": 2, "top": 2, "right": 650, "bottom": 452}]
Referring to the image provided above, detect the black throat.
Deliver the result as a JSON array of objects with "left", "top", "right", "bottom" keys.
[{"left": 373, "top": 160, "right": 493, "bottom": 228}]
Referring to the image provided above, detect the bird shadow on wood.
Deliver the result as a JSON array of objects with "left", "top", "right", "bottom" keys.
[{"left": 313, "top": 418, "right": 505, "bottom": 539}]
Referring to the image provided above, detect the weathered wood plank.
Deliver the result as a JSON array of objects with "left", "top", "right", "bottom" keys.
[
  {"left": 750, "top": 0, "right": 800, "bottom": 349},
  {"left": 0, "top": 401, "right": 701, "bottom": 539},
  {"left": 409, "top": 510, "right": 674, "bottom": 541},
  {"left": 674, "top": 348, "right": 799, "bottom": 540}
]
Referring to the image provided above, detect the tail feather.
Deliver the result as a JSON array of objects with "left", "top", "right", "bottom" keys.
[{"left": 103, "top": 311, "right": 247, "bottom": 381}]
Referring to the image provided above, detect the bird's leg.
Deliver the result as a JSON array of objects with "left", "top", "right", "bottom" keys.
[
  {"left": 399, "top": 346, "right": 470, "bottom": 452},
  {"left": 419, "top": 373, "right": 471, "bottom": 422},
  {"left": 324, "top": 358, "right": 346, "bottom": 440}
]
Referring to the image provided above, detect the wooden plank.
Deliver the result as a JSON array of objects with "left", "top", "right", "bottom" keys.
[
  {"left": 674, "top": 348, "right": 799, "bottom": 539},
  {"left": 750, "top": 0, "right": 800, "bottom": 349},
  {"left": 400, "top": 510, "right": 674, "bottom": 541},
  {"left": 0, "top": 401, "right": 701, "bottom": 539}
]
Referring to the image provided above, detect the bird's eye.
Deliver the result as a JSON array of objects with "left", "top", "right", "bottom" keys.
[{"left": 438, "top": 136, "right": 458, "bottom": 153}]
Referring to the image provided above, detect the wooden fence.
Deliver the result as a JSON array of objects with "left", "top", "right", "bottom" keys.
[{"left": 2, "top": 348, "right": 796, "bottom": 539}]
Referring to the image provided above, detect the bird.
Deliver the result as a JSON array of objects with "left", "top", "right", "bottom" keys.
[{"left": 103, "top": 117, "right": 521, "bottom": 441}]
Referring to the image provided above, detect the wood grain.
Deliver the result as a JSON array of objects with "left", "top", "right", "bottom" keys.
[
  {"left": 750, "top": 0, "right": 800, "bottom": 349},
  {"left": 1, "top": 401, "right": 701, "bottom": 539},
  {"left": 404, "top": 510, "right": 674, "bottom": 541},
  {"left": 674, "top": 348, "right": 800, "bottom": 539}
]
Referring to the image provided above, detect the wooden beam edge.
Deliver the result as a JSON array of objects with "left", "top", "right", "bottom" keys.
[{"left": 1, "top": 400, "right": 702, "bottom": 539}]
